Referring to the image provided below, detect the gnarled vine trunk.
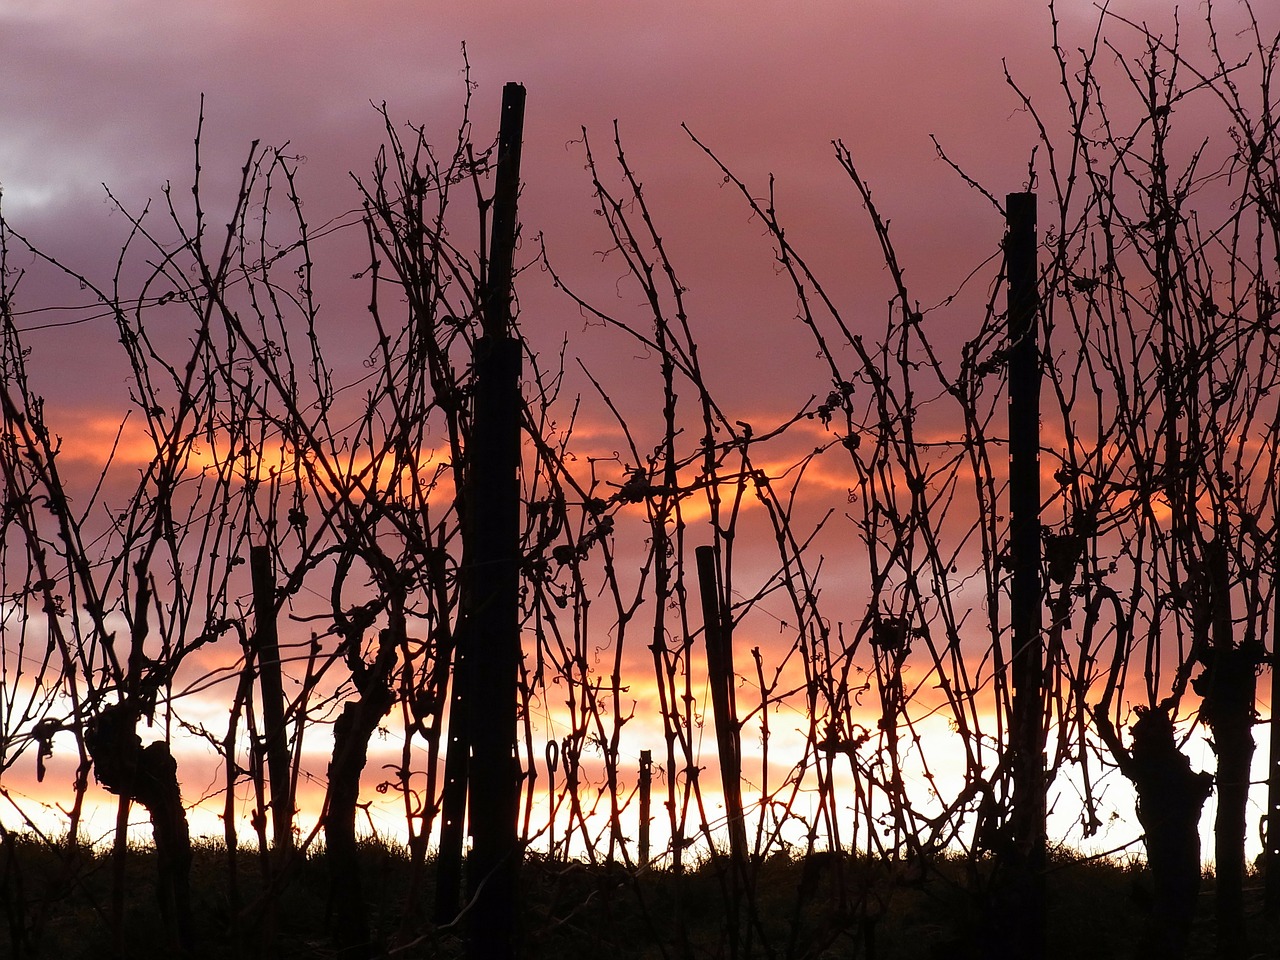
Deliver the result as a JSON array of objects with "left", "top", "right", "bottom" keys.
[
  {"left": 84, "top": 701, "right": 194, "bottom": 949},
  {"left": 325, "top": 626, "right": 398, "bottom": 960},
  {"left": 1123, "top": 707, "right": 1213, "bottom": 960}
]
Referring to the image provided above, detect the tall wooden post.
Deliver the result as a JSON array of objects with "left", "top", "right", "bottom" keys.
[
  {"left": 434, "top": 658, "right": 469, "bottom": 920},
  {"left": 1204, "top": 531, "right": 1254, "bottom": 960},
  {"left": 1004, "top": 191, "right": 1045, "bottom": 957},
  {"left": 1267, "top": 534, "right": 1280, "bottom": 926},
  {"left": 433, "top": 84, "right": 527, "bottom": 935},
  {"left": 639, "top": 750, "right": 652, "bottom": 869},
  {"left": 250, "top": 545, "right": 293, "bottom": 855},
  {"left": 695, "top": 545, "right": 748, "bottom": 870},
  {"left": 465, "top": 82, "right": 526, "bottom": 960}
]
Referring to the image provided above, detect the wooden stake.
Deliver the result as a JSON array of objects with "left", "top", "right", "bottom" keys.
[
  {"left": 639, "top": 750, "right": 652, "bottom": 869},
  {"left": 434, "top": 84, "right": 527, "bottom": 937},
  {"left": 1267, "top": 540, "right": 1280, "bottom": 922},
  {"left": 696, "top": 545, "right": 748, "bottom": 871},
  {"left": 251, "top": 545, "right": 293, "bottom": 855},
  {"left": 465, "top": 82, "right": 526, "bottom": 960},
  {"left": 1005, "top": 190, "right": 1045, "bottom": 958}
]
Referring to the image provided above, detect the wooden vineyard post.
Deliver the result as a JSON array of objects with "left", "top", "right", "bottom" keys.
[
  {"left": 250, "top": 544, "right": 293, "bottom": 856},
  {"left": 436, "top": 637, "right": 470, "bottom": 924},
  {"left": 1004, "top": 190, "right": 1045, "bottom": 958},
  {"left": 1268, "top": 530, "right": 1280, "bottom": 931},
  {"left": 432, "top": 85, "right": 527, "bottom": 957},
  {"left": 466, "top": 82, "right": 527, "bottom": 960},
  {"left": 695, "top": 545, "right": 748, "bottom": 872},
  {"left": 639, "top": 750, "right": 652, "bottom": 869}
]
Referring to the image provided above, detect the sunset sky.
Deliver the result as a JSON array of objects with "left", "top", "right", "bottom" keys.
[
  {"left": 1, "top": 0, "right": 1224, "bottom": 405},
  {"left": 3, "top": 0, "right": 1277, "bottom": 862}
]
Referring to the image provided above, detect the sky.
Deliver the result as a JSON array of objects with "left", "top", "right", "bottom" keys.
[
  {"left": 3, "top": 0, "right": 1277, "bottom": 860},
  {"left": 3, "top": 0, "right": 1249, "bottom": 418},
  {"left": 0, "top": 0, "right": 1195, "bottom": 486}
]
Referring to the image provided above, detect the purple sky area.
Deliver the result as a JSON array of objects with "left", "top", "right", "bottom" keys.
[{"left": 2, "top": 0, "right": 1201, "bottom": 420}]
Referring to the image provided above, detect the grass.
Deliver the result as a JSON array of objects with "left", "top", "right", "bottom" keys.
[{"left": 0, "top": 833, "right": 1271, "bottom": 958}]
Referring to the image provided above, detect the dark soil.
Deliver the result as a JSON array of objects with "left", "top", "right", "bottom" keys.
[{"left": 0, "top": 834, "right": 1270, "bottom": 959}]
